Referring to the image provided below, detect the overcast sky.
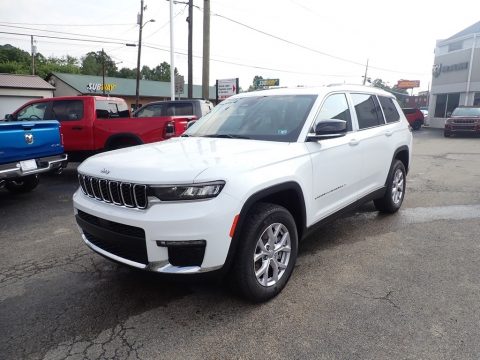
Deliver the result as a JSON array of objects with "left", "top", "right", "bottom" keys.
[{"left": 1, "top": 0, "right": 478, "bottom": 93}]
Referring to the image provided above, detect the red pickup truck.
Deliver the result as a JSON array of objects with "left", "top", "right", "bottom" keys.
[{"left": 8, "top": 96, "right": 190, "bottom": 161}]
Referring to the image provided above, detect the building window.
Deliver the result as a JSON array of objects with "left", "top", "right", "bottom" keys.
[
  {"left": 448, "top": 41, "right": 463, "bottom": 52},
  {"left": 434, "top": 93, "right": 460, "bottom": 118},
  {"left": 474, "top": 93, "right": 480, "bottom": 106}
]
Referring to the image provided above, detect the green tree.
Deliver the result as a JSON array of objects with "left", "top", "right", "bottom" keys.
[
  {"left": 116, "top": 67, "right": 137, "bottom": 79},
  {"left": 81, "top": 51, "right": 117, "bottom": 76},
  {"left": 248, "top": 75, "right": 263, "bottom": 91}
]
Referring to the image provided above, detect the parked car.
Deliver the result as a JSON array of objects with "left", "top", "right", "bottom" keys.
[
  {"left": 7, "top": 96, "right": 193, "bottom": 161},
  {"left": 73, "top": 85, "right": 412, "bottom": 302},
  {"left": 401, "top": 108, "right": 424, "bottom": 130},
  {"left": 0, "top": 120, "right": 67, "bottom": 193},
  {"left": 133, "top": 99, "right": 213, "bottom": 129},
  {"left": 444, "top": 106, "right": 480, "bottom": 137}
]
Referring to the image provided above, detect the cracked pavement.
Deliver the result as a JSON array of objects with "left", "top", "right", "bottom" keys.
[{"left": 1, "top": 128, "right": 480, "bottom": 359}]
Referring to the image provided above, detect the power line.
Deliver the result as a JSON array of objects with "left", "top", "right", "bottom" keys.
[
  {"left": 0, "top": 24, "right": 136, "bottom": 44},
  {"left": 196, "top": 8, "right": 425, "bottom": 76},
  {"left": 142, "top": 44, "right": 358, "bottom": 78},
  {"left": 0, "top": 30, "right": 130, "bottom": 46},
  {"left": 0, "top": 21, "right": 133, "bottom": 27}
]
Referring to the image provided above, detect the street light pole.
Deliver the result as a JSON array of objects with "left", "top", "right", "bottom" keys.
[
  {"left": 102, "top": 48, "right": 106, "bottom": 96},
  {"left": 169, "top": 0, "right": 175, "bottom": 100},
  {"left": 135, "top": 0, "right": 144, "bottom": 110},
  {"left": 202, "top": 0, "right": 210, "bottom": 100},
  {"left": 187, "top": 0, "right": 193, "bottom": 98}
]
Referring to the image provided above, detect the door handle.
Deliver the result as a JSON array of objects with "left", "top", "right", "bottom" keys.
[
  {"left": 385, "top": 130, "right": 393, "bottom": 137},
  {"left": 349, "top": 139, "right": 359, "bottom": 146},
  {"left": 72, "top": 126, "right": 83, "bottom": 130}
]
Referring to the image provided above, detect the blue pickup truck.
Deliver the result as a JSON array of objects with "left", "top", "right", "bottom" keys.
[{"left": 0, "top": 120, "right": 68, "bottom": 193}]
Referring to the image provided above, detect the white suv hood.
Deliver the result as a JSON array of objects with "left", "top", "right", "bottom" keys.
[{"left": 78, "top": 137, "right": 302, "bottom": 184}]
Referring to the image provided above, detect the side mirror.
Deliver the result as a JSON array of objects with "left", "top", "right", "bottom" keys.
[
  {"left": 5, "top": 114, "right": 14, "bottom": 121},
  {"left": 307, "top": 119, "right": 347, "bottom": 141},
  {"left": 186, "top": 120, "right": 196, "bottom": 129}
]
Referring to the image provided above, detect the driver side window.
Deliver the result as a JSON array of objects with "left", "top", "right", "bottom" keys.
[
  {"left": 17, "top": 102, "right": 47, "bottom": 120},
  {"left": 315, "top": 93, "right": 352, "bottom": 131}
]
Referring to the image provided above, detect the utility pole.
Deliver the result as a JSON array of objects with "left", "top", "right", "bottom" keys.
[
  {"left": 169, "top": 0, "right": 175, "bottom": 100},
  {"left": 135, "top": 0, "right": 144, "bottom": 110},
  {"left": 202, "top": 0, "right": 210, "bottom": 100},
  {"left": 362, "top": 58, "right": 369, "bottom": 85},
  {"left": 187, "top": 0, "right": 193, "bottom": 98},
  {"left": 102, "top": 48, "right": 106, "bottom": 96},
  {"left": 30, "top": 35, "right": 35, "bottom": 75}
]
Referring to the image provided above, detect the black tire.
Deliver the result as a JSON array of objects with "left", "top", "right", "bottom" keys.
[
  {"left": 374, "top": 160, "right": 406, "bottom": 213},
  {"left": 232, "top": 203, "right": 298, "bottom": 303},
  {"left": 412, "top": 120, "right": 422, "bottom": 131},
  {"left": 444, "top": 131, "right": 451, "bottom": 138},
  {"left": 107, "top": 138, "right": 141, "bottom": 151},
  {"left": 5, "top": 175, "right": 39, "bottom": 194}
]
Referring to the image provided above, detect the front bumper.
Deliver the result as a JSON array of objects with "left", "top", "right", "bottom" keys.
[
  {"left": 0, "top": 153, "right": 68, "bottom": 180},
  {"left": 445, "top": 123, "right": 480, "bottom": 134},
  {"left": 73, "top": 189, "right": 240, "bottom": 274}
]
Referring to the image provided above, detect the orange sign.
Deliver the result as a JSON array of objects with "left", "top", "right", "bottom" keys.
[{"left": 397, "top": 80, "right": 420, "bottom": 89}]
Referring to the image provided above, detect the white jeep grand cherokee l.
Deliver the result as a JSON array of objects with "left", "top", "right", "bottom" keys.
[{"left": 74, "top": 85, "right": 412, "bottom": 302}]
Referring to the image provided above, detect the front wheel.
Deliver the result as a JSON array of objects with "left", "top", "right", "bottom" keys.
[
  {"left": 374, "top": 160, "right": 406, "bottom": 213},
  {"left": 232, "top": 203, "right": 298, "bottom": 302},
  {"left": 5, "top": 175, "right": 39, "bottom": 193}
]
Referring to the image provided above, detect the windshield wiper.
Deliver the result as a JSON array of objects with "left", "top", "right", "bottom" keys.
[
  {"left": 180, "top": 134, "right": 191, "bottom": 137},
  {"left": 202, "top": 134, "right": 251, "bottom": 139}
]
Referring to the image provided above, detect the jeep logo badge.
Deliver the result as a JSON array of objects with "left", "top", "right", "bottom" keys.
[
  {"left": 25, "top": 133, "right": 34, "bottom": 144},
  {"left": 101, "top": 168, "right": 110, "bottom": 175},
  {"left": 432, "top": 64, "right": 442, "bottom": 78}
]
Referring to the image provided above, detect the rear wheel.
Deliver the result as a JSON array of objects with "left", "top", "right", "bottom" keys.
[
  {"left": 107, "top": 138, "right": 141, "bottom": 150},
  {"left": 5, "top": 175, "right": 39, "bottom": 193},
  {"left": 444, "top": 131, "right": 451, "bottom": 137},
  {"left": 232, "top": 203, "right": 298, "bottom": 302},
  {"left": 374, "top": 160, "right": 406, "bottom": 213},
  {"left": 412, "top": 120, "right": 422, "bottom": 130}
]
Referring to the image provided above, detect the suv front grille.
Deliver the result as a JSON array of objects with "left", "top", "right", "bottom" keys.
[{"left": 78, "top": 174, "right": 148, "bottom": 209}]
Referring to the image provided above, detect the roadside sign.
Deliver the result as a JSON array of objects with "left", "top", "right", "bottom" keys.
[
  {"left": 175, "top": 75, "right": 185, "bottom": 94},
  {"left": 397, "top": 80, "right": 420, "bottom": 89},
  {"left": 216, "top": 78, "right": 239, "bottom": 101},
  {"left": 256, "top": 78, "right": 280, "bottom": 87}
]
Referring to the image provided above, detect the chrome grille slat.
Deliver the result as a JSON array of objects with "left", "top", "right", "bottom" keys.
[
  {"left": 99, "top": 179, "right": 112, "bottom": 203},
  {"left": 120, "top": 183, "right": 135, "bottom": 208},
  {"left": 133, "top": 184, "right": 147, "bottom": 209},
  {"left": 91, "top": 178, "right": 102, "bottom": 200},
  {"left": 84, "top": 176, "right": 94, "bottom": 197},
  {"left": 77, "top": 174, "right": 148, "bottom": 209},
  {"left": 109, "top": 181, "right": 122, "bottom": 205}
]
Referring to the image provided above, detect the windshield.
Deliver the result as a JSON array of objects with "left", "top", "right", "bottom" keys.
[
  {"left": 451, "top": 107, "right": 480, "bottom": 117},
  {"left": 184, "top": 95, "right": 317, "bottom": 142}
]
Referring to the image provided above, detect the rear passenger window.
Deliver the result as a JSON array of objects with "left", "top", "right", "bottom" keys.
[
  {"left": 167, "top": 103, "right": 193, "bottom": 116},
  {"left": 316, "top": 93, "right": 352, "bottom": 131},
  {"left": 351, "top": 93, "right": 385, "bottom": 129},
  {"left": 379, "top": 96, "right": 400, "bottom": 123},
  {"left": 52, "top": 100, "right": 84, "bottom": 121}
]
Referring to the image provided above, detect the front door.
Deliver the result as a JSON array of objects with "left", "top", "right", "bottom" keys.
[{"left": 306, "top": 93, "right": 364, "bottom": 222}]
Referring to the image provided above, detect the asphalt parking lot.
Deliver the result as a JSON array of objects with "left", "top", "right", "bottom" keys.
[{"left": 1, "top": 128, "right": 480, "bottom": 360}]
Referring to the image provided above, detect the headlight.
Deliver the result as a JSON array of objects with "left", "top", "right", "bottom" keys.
[{"left": 150, "top": 181, "right": 225, "bottom": 201}]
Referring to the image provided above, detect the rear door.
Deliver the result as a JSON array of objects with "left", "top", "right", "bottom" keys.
[
  {"left": 48, "top": 99, "right": 93, "bottom": 152},
  {"left": 348, "top": 93, "right": 393, "bottom": 195}
]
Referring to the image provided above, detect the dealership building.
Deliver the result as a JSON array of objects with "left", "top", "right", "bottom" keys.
[
  {"left": 46, "top": 72, "right": 216, "bottom": 110},
  {"left": 428, "top": 21, "right": 480, "bottom": 128}
]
